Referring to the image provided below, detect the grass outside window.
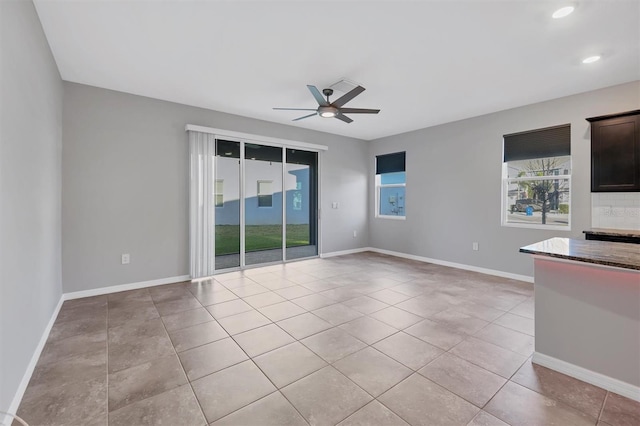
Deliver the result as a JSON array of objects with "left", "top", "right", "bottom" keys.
[{"left": 215, "top": 224, "right": 311, "bottom": 255}]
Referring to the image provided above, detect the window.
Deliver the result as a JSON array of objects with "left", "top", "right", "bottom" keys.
[
  {"left": 375, "top": 151, "right": 406, "bottom": 218},
  {"left": 257, "top": 180, "right": 273, "bottom": 207},
  {"left": 293, "top": 192, "right": 302, "bottom": 210},
  {"left": 502, "top": 124, "right": 571, "bottom": 229},
  {"left": 215, "top": 179, "right": 224, "bottom": 207},
  {"left": 293, "top": 180, "right": 302, "bottom": 211}
]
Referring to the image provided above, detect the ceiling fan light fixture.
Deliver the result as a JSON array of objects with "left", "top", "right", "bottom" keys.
[
  {"left": 552, "top": 6, "right": 574, "bottom": 19},
  {"left": 318, "top": 106, "right": 338, "bottom": 118}
]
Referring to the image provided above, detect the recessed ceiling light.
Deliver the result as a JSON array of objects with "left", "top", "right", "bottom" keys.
[
  {"left": 552, "top": 6, "right": 575, "bottom": 19},
  {"left": 582, "top": 55, "right": 601, "bottom": 64}
]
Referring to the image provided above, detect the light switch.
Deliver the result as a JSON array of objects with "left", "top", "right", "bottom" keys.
[{"left": 332, "top": 202, "right": 338, "bottom": 209}]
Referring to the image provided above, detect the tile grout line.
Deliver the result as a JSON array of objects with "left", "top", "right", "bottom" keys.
[
  {"left": 474, "top": 299, "right": 605, "bottom": 423},
  {"left": 370, "top": 373, "right": 442, "bottom": 426},
  {"left": 192, "top": 262, "right": 529, "bottom": 425},
  {"left": 477, "top": 351, "right": 529, "bottom": 414},
  {"left": 271, "top": 290, "right": 439, "bottom": 426},
  {"left": 224, "top": 331, "right": 312, "bottom": 426},
  {"left": 154, "top": 286, "right": 210, "bottom": 425},
  {"left": 192, "top": 269, "right": 415, "bottom": 424},
  {"left": 408, "top": 319, "right": 530, "bottom": 424},
  {"left": 169, "top": 280, "right": 319, "bottom": 423},
  {"left": 597, "top": 391, "right": 609, "bottom": 423}
]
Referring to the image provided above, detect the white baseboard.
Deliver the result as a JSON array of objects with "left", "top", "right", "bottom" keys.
[
  {"left": 367, "top": 247, "right": 534, "bottom": 283},
  {"left": 64, "top": 275, "right": 191, "bottom": 300},
  {"left": 3, "top": 295, "right": 64, "bottom": 426},
  {"left": 533, "top": 352, "right": 640, "bottom": 402},
  {"left": 320, "top": 247, "right": 372, "bottom": 258}
]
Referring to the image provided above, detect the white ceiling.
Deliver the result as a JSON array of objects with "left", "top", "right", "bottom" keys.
[{"left": 34, "top": 0, "right": 640, "bottom": 140}]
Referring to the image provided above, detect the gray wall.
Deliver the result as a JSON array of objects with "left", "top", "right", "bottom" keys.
[
  {"left": 368, "top": 81, "right": 640, "bottom": 278},
  {"left": 0, "top": 0, "right": 63, "bottom": 414},
  {"left": 62, "top": 83, "right": 369, "bottom": 293}
]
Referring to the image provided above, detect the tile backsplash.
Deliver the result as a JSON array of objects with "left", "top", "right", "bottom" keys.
[{"left": 591, "top": 193, "right": 640, "bottom": 230}]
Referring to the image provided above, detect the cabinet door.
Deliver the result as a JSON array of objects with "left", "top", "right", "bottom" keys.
[{"left": 591, "top": 114, "right": 640, "bottom": 192}]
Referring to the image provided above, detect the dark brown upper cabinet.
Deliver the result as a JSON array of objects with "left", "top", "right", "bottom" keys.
[{"left": 587, "top": 110, "right": 640, "bottom": 192}]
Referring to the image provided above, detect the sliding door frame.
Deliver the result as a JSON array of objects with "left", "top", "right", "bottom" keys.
[
  {"left": 239, "top": 138, "right": 246, "bottom": 269},
  {"left": 187, "top": 125, "right": 327, "bottom": 274},
  {"left": 281, "top": 148, "right": 288, "bottom": 262}
]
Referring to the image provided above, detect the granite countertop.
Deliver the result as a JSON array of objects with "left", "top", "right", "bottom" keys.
[
  {"left": 583, "top": 228, "right": 640, "bottom": 238},
  {"left": 520, "top": 237, "right": 640, "bottom": 271}
]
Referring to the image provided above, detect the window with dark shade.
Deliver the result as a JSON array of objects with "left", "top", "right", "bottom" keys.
[
  {"left": 376, "top": 151, "right": 406, "bottom": 175},
  {"left": 502, "top": 125, "right": 572, "bottom": 229},
  {"left": 375, "top": 151, "right": 406, "bottom": 218}
]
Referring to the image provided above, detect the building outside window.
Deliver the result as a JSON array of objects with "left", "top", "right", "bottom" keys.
[
  {"left": 215, "top": 179, "right": 224, "bottom": 207},
  {"left": 293, "top": 181, "right": 303, "bottom": 211},
  {"left": 375, "top": 151, "right": 406, "bottom": 219},
  {"left": 257, "top": 180, "right": 273, "bottom": 207},
  {"left": 502, "top": 124, "right": 571, "bottom": 229}
]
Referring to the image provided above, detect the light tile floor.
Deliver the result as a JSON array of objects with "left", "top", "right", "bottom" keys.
[{"left": 14, "top": 252, "right": 640, "bottom": 426}]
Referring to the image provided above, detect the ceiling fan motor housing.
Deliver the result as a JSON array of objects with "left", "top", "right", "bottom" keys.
[{"left": 318, "top": 105, "right": 338, "bottom": 117}]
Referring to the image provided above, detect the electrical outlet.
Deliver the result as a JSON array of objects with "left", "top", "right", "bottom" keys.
[
  {"left": 121, "top": 253, "right": 130, "bottom": 264},
  {"left": 332, "top": 202, "right": 339, "bottom": 209},
  {"left": 472, "top": 242, "right": 479, "bottom": 251}
]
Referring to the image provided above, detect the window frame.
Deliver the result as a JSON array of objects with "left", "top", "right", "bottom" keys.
[
  {"left": 376, "top": 176, "right": 407, "bottom": 220},
  {"left": 257, "top": 179, "right": 273, "bottom": 208},
  {"left": 375, "top": 151, "right": 407, "bottom": 220},
  {"left": 501, "top": 158, "right": 572, "bottom": 231}
]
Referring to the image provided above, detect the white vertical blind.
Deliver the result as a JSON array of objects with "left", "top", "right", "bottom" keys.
[{"left": 189, "top": 130, "right": 216, "bottom": 278}]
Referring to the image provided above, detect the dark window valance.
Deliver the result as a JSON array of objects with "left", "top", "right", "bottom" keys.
[
  {"left": 503, "top": 124, "right": 570, "bottom": 162},
  {"left": 376, "top": 151, "right": 406, "bottom": 174}
]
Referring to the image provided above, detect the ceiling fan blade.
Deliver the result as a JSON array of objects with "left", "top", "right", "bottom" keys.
[
  {"left": 334, "top": 113, "right": 353, "bottom": 123},
  {"left": 293, "top": 112, "right": 318, "bottom": 121},
  {"left": 307, "top": 85, "right": 329, "bottom": 106},
  {"left": 332, "top": 85, "right": 366, "bottom": 107},
  {"left": 273, "top": 108, "right": 318, "bottom": 111},
  {"left": 338, "top": 108, "right": 380, "bottom": 114}
]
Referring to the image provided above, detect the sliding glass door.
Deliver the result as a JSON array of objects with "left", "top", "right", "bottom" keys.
[
  {"left": 245, "top": 144, "right": 283, "bottom": 266},
  {"left": 286, "top": 149, "right": 318, "bottom": 260},
  {"left": 214, "top": 140, "right": 241, "bottom": 270},
  {"left": 213, "top": 140, "right": 318, "bottom": 271}
]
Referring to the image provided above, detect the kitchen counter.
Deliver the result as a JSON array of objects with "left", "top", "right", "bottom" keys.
[
  {"left": 519, "top": 237, "right": 640, "bottom": 270},
  {"left": 520, "top": 238, "right": 640, "bottom": 398}
]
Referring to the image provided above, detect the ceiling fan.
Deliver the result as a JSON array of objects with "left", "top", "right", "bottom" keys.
[{"left": 274, "top": 85, "right": 380, "bottom": 123}]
